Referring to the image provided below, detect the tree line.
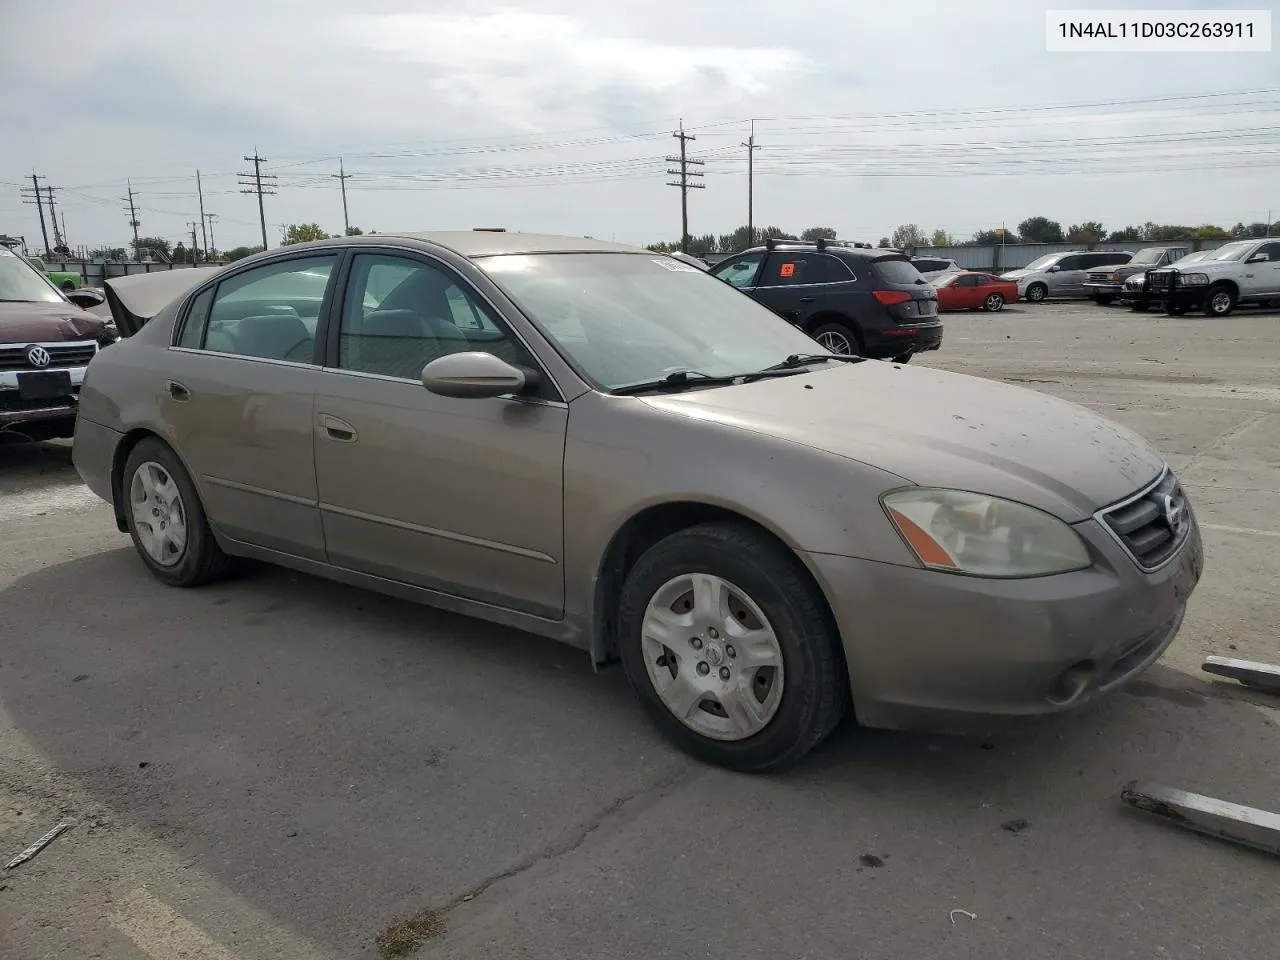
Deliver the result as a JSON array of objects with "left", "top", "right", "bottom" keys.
[
  {"left": 85, "top": 222, "right": 368, "bottom": 264},
  {"left": 886, "top": 217, "right": 1280, "bottom": 249}
]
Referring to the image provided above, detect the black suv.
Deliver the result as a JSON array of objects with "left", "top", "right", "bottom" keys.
[{"left": 709, "top": 239, "right": 942, "bottom": 361}]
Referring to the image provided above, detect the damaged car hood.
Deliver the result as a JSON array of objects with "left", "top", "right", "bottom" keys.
[
  {"left": 642, "top": 362, "right": 1164, "bottom": 521},
  {"left": 0, "top": 301, "right": 113, "bottom": 343},
  {"left": 104, "top": 266, "right": 224, "bottom": 336}
]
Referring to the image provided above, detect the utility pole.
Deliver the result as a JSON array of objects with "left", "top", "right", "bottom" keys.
[
  {"left": 742, "top": 120, "right": 761, "bottom": 239},
  {"left": 238, "top": 150, "right": 277, "bottom": 250},
  {"left": 333, "top": 158, "right": 352, "bottom": 235},
  {"left": 60, "top": 211, "right": 69, "bottom": 251},
  {"left": 20, "top": 173, "right": 51, "bottom": 256},
  {"left": 196, "top": 170, "right": 210, "bottom": 253},
  {"left": 44, "top": 186, "right": 65, "bottom": 250},
  {"left": 123, "top": 180, "right": 141, "bottom": 253},
  {"left": 666, "top": 119, "right": 704, "bottom": 253},
  {"left": 188, "top": 221, "right": 201, "bottom": 265},
  {"left": 204, "top": 213, "right": 218, "bottom": 257}
]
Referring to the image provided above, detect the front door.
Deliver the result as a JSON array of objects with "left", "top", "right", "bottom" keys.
[
  {"left": 311, "top": 251, "right": 568, "bottom": 619},
  {"left": 162, "top": 254, "right": 338, "bottom": 560},
  {"left": 1245, "top": 241, "right": 1280, "bottom": 297},
  {"left": 751, "top": 252, "right": 829, "bottom": 326}
]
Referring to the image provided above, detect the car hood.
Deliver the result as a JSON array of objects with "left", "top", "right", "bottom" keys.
[
  {"left": 1000, "top": 268, "right": 1035, "bottom": 280},
  {"left": 0, "top": 301, "right": 111, "bottom": 343},
  {"left": 104, "top": 266, "right": 223, "bottom": 336},
  {"left": 640, "top": 362, "right": 1165, "bottom": 522}
]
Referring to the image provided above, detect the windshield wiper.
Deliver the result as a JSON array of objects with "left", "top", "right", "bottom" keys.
[
  {"left": 751, "top": 352, "right": 867, "bottom": 375},
  {"left": 612, "top": 366, "right": 809, "bottom": 396}
]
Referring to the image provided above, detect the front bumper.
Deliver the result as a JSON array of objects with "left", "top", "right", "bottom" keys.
[
  {"left": 805, "top": 508, "right": 1203, "bottom": 734},
  {"left": 0, "top": 364, "right": 89, "bottom": 428},
  {"left": 1084, "top": 282, "right": 1123, "bottom": 297},
  {"left": 863, "top": 321, "right": 943, "bottom": 359}
]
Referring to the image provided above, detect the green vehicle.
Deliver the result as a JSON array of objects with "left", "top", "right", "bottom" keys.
[{"left": 23, "top": 254, "right": 82, "bottom": 291}]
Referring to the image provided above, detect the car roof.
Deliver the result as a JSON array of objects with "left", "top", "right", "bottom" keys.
[{"left": 358, "top": 231, "right": 644, "bottom": 258}]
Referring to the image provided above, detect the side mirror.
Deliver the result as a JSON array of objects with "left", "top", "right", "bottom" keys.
[
  {"left": 421, "top": 351, "right": 536, "bottom": 399},
  {"left": 1248, "top": 254, "right": 1269, "bottom": 263},
  {"left": 66, "top": 288, "right": 105, "bottom": 309},
  {"left": 1047, "top": 265, "right": 1061, "bottom": 273}
]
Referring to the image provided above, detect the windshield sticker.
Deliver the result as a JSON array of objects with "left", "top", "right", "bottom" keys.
[
  {"left": 779, "top": 262, "right": 795, "bottom": 277},
  {"left": 652, "top": 257, "right": 700, "bottom": 272}
]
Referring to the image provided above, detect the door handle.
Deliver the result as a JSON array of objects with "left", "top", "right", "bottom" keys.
[
  {"left": 318, "top": 413, "right": 357, "bottom": 443},
  {"left": 167, "top": 380, "right": 190, "bottom": 402},
  {"left": 799, "top": 296, "right": 817, "bottom": 304}
]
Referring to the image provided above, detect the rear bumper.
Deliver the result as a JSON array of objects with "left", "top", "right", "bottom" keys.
[{"left": 863, "top": 322, "right": 943, "bottom": 359}]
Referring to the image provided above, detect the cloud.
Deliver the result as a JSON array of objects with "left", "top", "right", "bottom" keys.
[{"left": 337, "top": 10, "right": 811, "bottom": 130}]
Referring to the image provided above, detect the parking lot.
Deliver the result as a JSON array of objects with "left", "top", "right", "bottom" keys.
[{"left": 2, "top": 300, "right": 1277, "bottom": 960}]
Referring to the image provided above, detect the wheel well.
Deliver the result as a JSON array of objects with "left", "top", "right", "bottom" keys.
[
  {"left": 110, "top": 428, "right": 163, "bottom": 532},
  {"left": 590, "top": 502, "right": 842, "bottom": 671},
  {"left": 1207, "top": 279, "right": 1239, "bottom": 297}
]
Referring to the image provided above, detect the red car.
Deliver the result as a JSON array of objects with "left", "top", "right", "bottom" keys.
[{"left": 932, "top": 271, "right": 1017, "bottom": 312}]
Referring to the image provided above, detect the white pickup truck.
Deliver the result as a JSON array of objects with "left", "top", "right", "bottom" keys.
[{"left": 1144, "top": 238, "right": 1280, "bottom": 316}]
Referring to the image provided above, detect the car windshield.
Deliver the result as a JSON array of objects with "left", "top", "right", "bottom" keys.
[
  {"left": 1129, "top": 247, "right": 1168, "bottom": 265},
  {"left": 478, "top": 252, "right": 837, "bottom": 390},
  {"left": 0, "top": 249, "right": 62, "bottom": 303},
  {"left": 1022, "top": 254, "right": 1062, "bottom": 270},
  {"left": 1203, "top": 241, "right": 1256, "bottom": 261},
  {"left": 1171, "top": 251, "right": 1209, "bottom": 266}
]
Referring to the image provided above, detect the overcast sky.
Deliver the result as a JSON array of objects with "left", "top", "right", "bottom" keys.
[{"left": 2, "top": 0, "right": 1277, "bottom": 252}]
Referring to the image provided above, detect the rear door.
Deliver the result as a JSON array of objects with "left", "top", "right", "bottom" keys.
[
  {"left": 1051, "top": 255, "right": 1085, "bottom": 296},
  {"left": 751, "top": 252, "right": 829, "bottom": 326}
]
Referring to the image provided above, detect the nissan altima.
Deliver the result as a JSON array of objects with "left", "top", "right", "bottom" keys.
[{"left": 73, "top": 232, "right": 1204, "bottom": 771}]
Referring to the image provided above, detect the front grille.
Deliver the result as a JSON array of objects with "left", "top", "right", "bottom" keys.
[
  {"left": 1086, "top": 270, "right": 1115, "bottom": 282},
  {"left": 0, "top": 341, "right": 98, "bottom": 371},
  {"left": 1147, "top": 271, "right": 1173, "bottom": 294},
  {"left": 1098, "top": 469, "right": 1191, "bottom": 570}
]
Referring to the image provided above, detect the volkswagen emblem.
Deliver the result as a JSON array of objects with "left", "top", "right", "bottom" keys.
[
  {"left": 25, "top": 345, "right": 52, "bottom": 368},
  {"left": 1159, "top": 493, "right": 1185, "bottom": 532}
]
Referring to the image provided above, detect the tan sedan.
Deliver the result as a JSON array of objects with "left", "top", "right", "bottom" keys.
[{"left": 73, "top": 233, "right": 1204, "bottom": 771}]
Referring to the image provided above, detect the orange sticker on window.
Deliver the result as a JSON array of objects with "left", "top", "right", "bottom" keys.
[{"left": 779, "top": 262, "right": 795, "bottom": 277}]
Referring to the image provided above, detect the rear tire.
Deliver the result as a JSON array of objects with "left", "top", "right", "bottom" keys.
[
  {"left": 617, "top": 523, "right": 848, "bottom": 772},
  {"left": 1092, "top": 295, "right": 1114, "bottom": 305},
  {"left": 809, "top": 321, "right": 862, "bottom": 356},
  {"left": 122, "top": 438, "right": 233, "bottom": 587},
  {"left": 1025, "top": 282, "right": 1047, "bottom": 303},
  {"left": 982, "top": 293, "right": 1005, "bottom": 312},
  {"left": 1130, "top": 302, "right": 1150, "bottom": 312}
]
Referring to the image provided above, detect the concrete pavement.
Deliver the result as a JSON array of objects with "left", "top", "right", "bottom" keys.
[{"left": 1, "top": 302, "right": 1277, "bottom": 959}]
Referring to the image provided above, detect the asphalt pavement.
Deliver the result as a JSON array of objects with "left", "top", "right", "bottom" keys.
[{"left": 2, "top": 301, "right": 1278, "bottom": 960}]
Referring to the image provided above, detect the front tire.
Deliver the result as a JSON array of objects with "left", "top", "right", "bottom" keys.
[
  {"left": 1025, "top": 282, "right": 1047, "bottom": 303},
  {"left": 1092, "top": 294, "right": 1114, "bottom": 305},
  {"left": 983, "top": 293, "right": 1005, "bottom": 312},
  {"left": 1204, "top": 284, "right": 1236, "bottom": 317},
  {"left": 617, "top": 523, "right": 848, "bottom": 772},
  {"left": 809, "top": 321, "right": 861, "bottom": 356},
  {"left": 60, "top": 279, "right": 76, "bottom": 291},
  {"left": 123, "top": 438, "right": 232, "bottom": 587}
]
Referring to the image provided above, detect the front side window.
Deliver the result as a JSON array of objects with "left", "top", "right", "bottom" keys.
[
  {"left": 480, "top": 253, "right": 838, "bottom": 390},
  {"left": 1252, "top": 242, "right": 1280, "bottom": 262},
  {"left": 758, "top": 254, "right": 818, "bottom": 287},
  {"left": 711, "top": 254, "right": 764, "bottom": 289},
  {"left": 198, "top": 256, "right": 337, "bottom": 361},
  {"left": 0, "top": 248, "right": 61, "bottom": 304},
  {"left": 336, "top": 253, "right": 525, "bottom": 381}
]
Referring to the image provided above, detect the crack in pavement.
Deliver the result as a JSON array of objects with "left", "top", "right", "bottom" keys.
[{"left": 449, "top": 766, "right": 696, "bottom": 909}]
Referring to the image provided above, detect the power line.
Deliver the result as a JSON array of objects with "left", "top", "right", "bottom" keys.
[
  {"left": 238, "top": 150, "right": 277, "bottom": 249},
  {"left": 666, "top": 119, "right": 704, "bottom": 253}
]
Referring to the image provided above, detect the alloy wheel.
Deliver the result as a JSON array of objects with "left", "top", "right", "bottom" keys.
[{"left": 815, "top": 330, "right": 854, "bottom": 355}]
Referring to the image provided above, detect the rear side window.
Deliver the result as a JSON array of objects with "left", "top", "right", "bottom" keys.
[
  {"left": 871, "top": 257, "right": 924, "bottom": 285},
  {"left": 177, "top": 287, "right": 214, "bottom": 348},
  {"left": 814, "top": 254, "right": 855, "bottom": 283}
]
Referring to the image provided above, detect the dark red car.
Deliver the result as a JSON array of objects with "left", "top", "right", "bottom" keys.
[
  {"left": 1, "top": 247, "right": 114, "bottom": 441},
  {"left": 932, "top": 271, "right": 1017, "bottom": 313}
]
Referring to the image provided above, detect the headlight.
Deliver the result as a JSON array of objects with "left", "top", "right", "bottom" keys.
[
  {"left": 1178, "top": 273, "right": 1209, "bottom": 286},
  {"left": 882, "top": 489, "right": 1092, "bottom": 578},
  {"left": 1110, "top": 272, "right": 1121, "bottom": 282}
]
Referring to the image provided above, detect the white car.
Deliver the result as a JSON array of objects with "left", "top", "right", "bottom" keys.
[{"left": 910, "top": 256, "right": 962, "bottom": 282}]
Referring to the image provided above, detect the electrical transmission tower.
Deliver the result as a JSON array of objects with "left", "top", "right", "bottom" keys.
[
  {"left": 666, "top": 120, "right": 704, "bottom": 253},
  {"left": 122, "top": 180, "right": 141, "bottom": 253},
  {"left": 238, "top": 150, "right": 277, "bottom": 250}
]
